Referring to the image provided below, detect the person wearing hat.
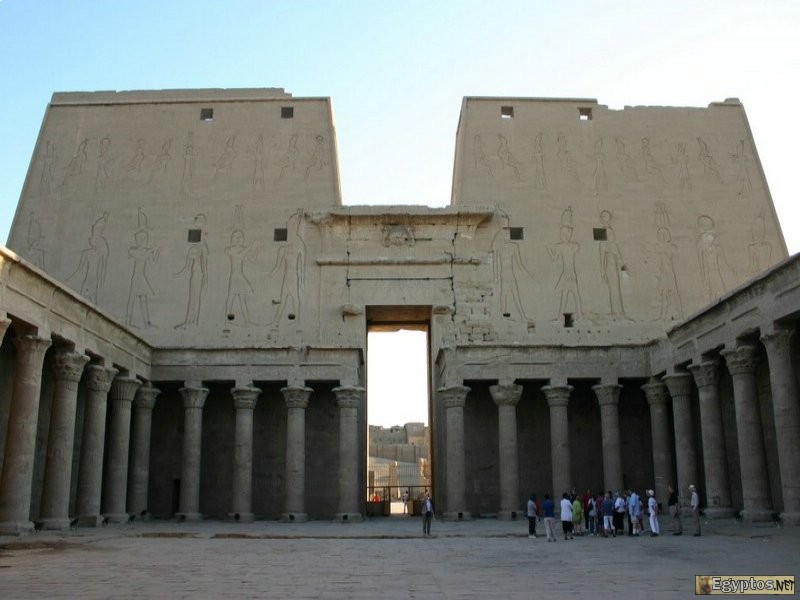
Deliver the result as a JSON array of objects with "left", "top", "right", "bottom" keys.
[
  {"left": 647, "top": 489, "right": 660, "bottom": 537},
  {"left": 689, "top": 485, "right": 701, "bottom": 536}
]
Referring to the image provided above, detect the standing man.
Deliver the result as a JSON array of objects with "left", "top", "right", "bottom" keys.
[
  {"left": 668, "top": 484, "right": 682, "bottom": 535},
  {"left": 689, "top": 484, "right": 701, "bottom": 536},
  {"left": 628, "top": 489, "right": 641, "bottom": 536},
  {"left": 422, "top": 491, "right": 434, "bottom": 537},
  {"left": 527, "top": 494, "right": 538, "bottom": 539},
  {"left": 647, "top": 489, "right": 660, "bottom": 537},
  {"left": 542, "top": 494, "right": 556, "bottom": 542}
]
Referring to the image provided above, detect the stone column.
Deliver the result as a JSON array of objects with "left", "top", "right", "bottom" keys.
[
  {"left": 722, "top": 344, "right": 773, "bottom": 521},
  {"left": 228, "top": 386, "right": 260, "bottom": 523},
  {"left": 592, "top": 383, "right": 624, "bottom": 494},
  {"left": 542, "top": 384, "right": 572, "bottom": 513},
  {"left": 102, "top": 377, "right": 141, "bottom": 522},
  {"left": 490, "top": 383, "right": 522, "bottom": 520},
  {"left": 76, "top": 365, "right": 118, "bottom": 526},
  {"left": 440, "top": 385, "right": 471, "bottom": 520},
  {"left": 0, "top": 334, "right": 52, "bottom": 534},
  {"left": 39, "top": 349, "right": 89, "bottom": 530},
  {"left": 641, "top": 382, "right": 673, "bottom": 504},
  {"left": 127, "top": 385, "right": 160, "bottom": 517},
  {"left": 761, "top": 329, "right": 800, "bottom": 524},
  {"left": 333, "top": 385, "right": 364, "bottom": 522},
  {"left": 688, "top": 360, "right": 735, "bottom": 518},
  {"left": 281, "top": 386, "right": 312, "bottom": 522},
  {"left": 663, "top": 373, "right": 698, "bottom": 514},
  {"left": 177, "top": 385, "right": 209, "bottom": 522},
  {"left": 0, "top": 316, "right": 10, "bottom": 343}
]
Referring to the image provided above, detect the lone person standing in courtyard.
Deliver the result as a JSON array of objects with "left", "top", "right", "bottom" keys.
[
  {"left": 422, "top": 491, "right": 434, "bottom": 536},
  {"left": 689, "top": 484, "right": 701, "bottom": 536}
]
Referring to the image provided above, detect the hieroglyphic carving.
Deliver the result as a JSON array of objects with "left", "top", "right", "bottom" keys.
[
  {"left": 557, "top": 133, "right": 580, "bottom": 185},
  {"left": 24, "top": 211, "right": 45, "bottom": 270},
  {"left": 697, "top": 215, "right": 734, "bottom": 301},
  {"left": 598, "top": 210, "right": 627, "bottom": 318},
  {"left": 547, "top": 206, "right": 582, "bottom": 320},
  {"left": 224, "top": 206, "right": 259, "bottom": 324},
  {"left": 531, "top": 133, "right": 547, "bottom": 190},
  {"left": 472, "top": 134, "right": 493, "bottom": 177},
  {"left": 303, "top": 135, "right": 327, "bottom": 180},
  {"left": 126, "top": 208, "right": 159, "bottom": 328},
  {"left": 69, "top": 212, "right": 109, "bottom": 304},
  {"left": 214, "top": 135, "right": 237, "bottom": 180},
  {"left": 491, "top": 225, "right": 534, "bottom": 324},
  {"left": 270, "top": 209, "right": 306, "bottom": 324},
  {"left": 279, "top": 134, "right": 299, "bottom": 179},
  {"left": 496, "top": 134, "right": 522, "bottom": 181},
  {"left": 731, "top": 139, "right": 752, "bottom": 194},
  {"left": 672, "top": 142, "right": 692, "bottom": 191},
  {"left": 593, "top": 138, "right": 607, "bottom": 192},
  {"left": 614, "top": 136, "right": 638, "bottom": 182},
  {"left": 697, "top": 137, "right": 723, "bottom": 183},
  {"left": 180, "top": 132, "right": 195, "bottom": 197},
  {"left": 175, "top": 214, "right": 208, "bottom": 329},
  {"left": 748, "top": 210, "right": 772, "bottom": 276}
]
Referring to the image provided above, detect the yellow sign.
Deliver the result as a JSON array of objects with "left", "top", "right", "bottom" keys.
[{"left": 696, "top": 576, "right": 795, "bottom": 595}]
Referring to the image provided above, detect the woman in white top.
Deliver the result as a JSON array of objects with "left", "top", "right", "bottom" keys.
[{"left": 560, "top": 493, "right": 574, "bottom": 540}]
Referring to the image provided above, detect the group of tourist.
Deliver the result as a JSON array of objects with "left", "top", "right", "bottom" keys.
[{"left": 526, "top": 484, "right": 701, "bottom": 541}]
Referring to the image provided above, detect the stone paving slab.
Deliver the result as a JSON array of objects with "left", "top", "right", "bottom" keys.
[{"left": 1, "top": 517, "right": 798, "bottom": 599}]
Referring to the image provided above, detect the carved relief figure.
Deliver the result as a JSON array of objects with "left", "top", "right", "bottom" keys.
[
  {"left": 614, "top": 136, "right": 638, "bottom": 182},
  {"left": 696, "top": 215, "right": 731, "bottom": 301},
  {"left": 497, "top": 134, "right": 522, "bottom": 180},
  {"left": 547, "top": 206, "right": 582, "bottom": 320},
  {"left": 214, "top": 135, "right": 237, "bottom": 179},
  {"left": 279, "top": 134, "right": 299, "bottom": 179},
  {"left": 382, "top": 224, "right": 415, "bottom": 247},
  {"left": 697, "top": 137, "right": 723, "bottom": 183},
  {"left": 731, "top": 139, "right": 752, "bottom": 194},
  {"left": 39, "top": 140, "right": 56, "bottom": 195},
  {"left": 270, "top": 209, "right": 306, "bottom": 323},
  {"left": 180, "top": 132, "right": 195, "bottom": 197},
  {"left": 491, "top": 225, "right": 534, "bottom": 323},
  {"left": 94, "top": 137, "right": 112, "bottom": 193},
  {"left": 69, "top": 212, "right": 109, "bottom": 304},
  {"left": 472, "top": 134, "right": 493, "bottom": 176},
  {"left": 175, "top": 214, "right": 208, "bottom": 329},
  {"left": 593, "top": 138, "right": 607, "bottom": 192},
  {"left": 649, "top": 226, "right": 683, "bottom": 321},
  {"left": 641, "top": 137, "right": 665, "bottom": 181},
  {"left": 672, "top": 142, "right": 692, "bottom": 191},
  {"left": 225, "top": 206, "right": 260, "bottom": 324},
  {"left": 24, "top": 211, "right": 45, "bottom": 270},
  {"left": 532, "top": 132, "right": 547, "bottom": 190},
  {"left": 557, "top": 133, "right": 580, "bottom": 185},
  {"left": 126, "top": 208, "right": 159, "bottom": 328},
  {"left": 149, "top": 138, "right": 172, "bottom": 183},
  {"left": 598, "top": 210, "right": 627, "bottom": 317},
  {"left": 124, "top": 139, "right": 146, "bottom": 179},
  {"left": 304, "top": 135, "right": 327, "bottom": 180},
  {"left": 61, "top": 138, "right": 88, "bottom": 188},
  {"left": 748, "top": 210, "right": 772, "bottom": 275},
  {"left": 252, "top": 135, "right": 265, "bottom": 192}
]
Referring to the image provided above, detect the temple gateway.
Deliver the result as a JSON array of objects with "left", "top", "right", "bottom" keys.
[{"left": 1, "top": 89, "right": 798, "bottom": 533}]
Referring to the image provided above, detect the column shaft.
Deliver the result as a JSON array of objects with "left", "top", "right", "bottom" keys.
[
  {"left": 490, "top": 384, "right": 522, "bottom": 520},
  {"left": 177, "top": 386, "right": 209, "bottom": 522},
  {"left": 39, "top": 350, "right": 89, "bottom": 530},
  {"left": 0, "top": 334, "right": 52, "bottom": 534},
  {"left": 127, "top": 386, "right": 160, "bottom": 516},
  {"left": 334, "top": 386, "right": 364, "bottom": 521},
  {"left": 440, "top": 385, "right": 471, "bottom": 520},
  {"left": 103, "top": 377, "right": 141, "bottom": 521},
  {"left": 76, "top": 365, "right": 118, "bottom": 526},
  {"left": 663, "top": 373, "right": 698, "bottom": 514},
  {"left": 642, "top": 382, "right": 673, "bottom": 504},
  {"left": 593, "top": 383, "right": 623, "bottom": 494},
  {"left": 281, "top": 386, "right": 312, "bottom": 522},
  {"left": 229, "top": 386, "right": 260, "bottom": 522},
  {"left": 542, "top": 385, "right": 572, "bottom": 515}
]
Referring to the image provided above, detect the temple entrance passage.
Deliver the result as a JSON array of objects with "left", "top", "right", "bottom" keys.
[{"left": 365, "top": 306, "right": 432, "bottom": 516}]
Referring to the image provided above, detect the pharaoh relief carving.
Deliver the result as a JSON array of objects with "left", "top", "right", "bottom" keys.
[
  {"left": 94, "top": 137, "right": 113, "bottom": 194},
  {"left": 696, "top": 215, "right": 735, "bottom": 302},
  {"left": 303, "top": 135, "right": 328, "bottom": 180},
  {"left": 614, "top": 137, "right": 638, "bottom": 182},
  {"left": 148, "top": 138, "right": 172, "bottom": 184},
  {"left": 214, "top": 135, "right": 237, "bottom": 180},
  {"left": 252, "top": 135, "right": 266, "bottom": 193},
  {"left": 593, "top": 138, "right": 608, "bottom": 192},
  {"left": 697, "top": 137, "right": 723, "bottom": 183},
  {"left": 270, "top": 209, "right": 306, "bottom": 324},
  {"left": 472, "top": 134, "right": 493, "bottom": 177},
  {"left": 531, "top": 133, "right": 547, "bottom": 190},
  {"left": 640, "top": 138, "right": 665, "bottom": 183},
  {"left": 23, "top": 211, "right": 45, "bottom": 270},
  {"left": 644, "top": 203, "right": 683, "bottom": 321},
  {"left": 39, "top": 140, "right": 56, "bottom": 196},
  {"left": 279, "top": 134, "right": 299, "bottom": 179},
  {"left": 672, "top": 142, "right": 692, "bottom": 192},
  {"left": 597, "top": 210, "right": 628, "bottom": 319},
  {"left": 490, "top": 224, "right": 535, "bottom": 326},
  {"left": 123, "top": 139, "right": 146, "bottom": 183},
  {"left": 68, "top": 212, "right": 109, "bottom": 305},
  {"left": 126, "top": 208, "right": 159, "bottom": 328},
  {"left": 496, "top": 134, "right": 522, "bottom": 181},
  {"left": 556, "top": 133, "right": 580, "bottom": 186},
  {"left": 61, "top": 138, "right": 88, "bottom": 190},
  {"left": 731, "top": 139, "right": 752, "bottom": 194},
  {"left": 180, "top": 132, "right": 196, "bottom": 198},
  {"left": 224, "top": 206, "right": 261, "bottom": 325},
  {"left": 175, "top": 213, "right": 208, "bottom": 330},
  {"left": 748, "top": 210, "right": 772, "bottom": 276},
  {"left": 547, "top": 206, "right": 582, "bottom": 321}
]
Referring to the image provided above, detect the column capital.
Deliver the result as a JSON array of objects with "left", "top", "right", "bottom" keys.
[
  {"left": 85, "top": 364, "right": 119, "bottom": 393},
  {"left": 489, "top": 383, "right": 522, "bottom": 407},
  {"left": 180, "top": 386, "right": 210, "bottom": 409},
  {"left": 134, "top": 385, "right": 161, "bottom": 410},
  {"left": 51, "top": 350, "right": 89, "bottom": 383},
  {"left": 662, "top": 372, "right": 693, "bottom": 398},
  {"left": 761, "top": 329, "right": 794, "bottom": 355},
  {"left": 281, "top": 386, "right": 312, "bottom": 410},
  {"left": 592, "top": 383, "right": 622, "bottom": 406},
  {"left": 111, "top": 376, "right": 141, "bottom": 404},
  {"left": 641, "top": 382, "right": 670, "bottom": 406},
  {"left": 721, "top": 344, "right": 759, "bottom": 376},
  {"left": 541, "top": 384, "right": 573, "bottom": 408},
  {"left": 232, "top": 386, "right": 261, "bottom": 410},
  {"left": 333, "top": 385, "right": 365, "bottom": 409},
  {"left": 688, "top": 360, "right": 719, "bottom": 389},
  {"left": 438, "top": 385, "right": 470, "bottom": 409},
  {"left": 13, "top": 332, "right": 52, "bottom": 359}
]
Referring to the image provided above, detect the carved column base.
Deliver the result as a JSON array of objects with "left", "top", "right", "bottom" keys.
[
  {"left": 442, "top": 511, "right": 472, "bottom": 521},
  {"left": 227, "top": 511, "right": 255, "bottom": 523},
  {"left": 175, "top": 512, "right": 203, "bottom": 523},
  {"left": 280, "top": 512, "right": 308, "bottom": 523},
  {"left": 78, "top": 514, "right": 104, "bottom": 527},
  {"left": 103, "top": 512, "right": 130, "bottom": 524},
  {"left": 740, "top": 508, "right": 775, "bottom": 522},
  {"left": 334, "top": 512, "right": 363, "bottom": 523},
  {"left": 496, "top": 509, "right": 523, "bottom": 521},
  {"left": 0, "top": 520, "right": 33, "bottom": 535},
  {"left": 702, "top": 506, "right": 738, "bottom": 520},
  {"left": 779, "top": 511, "right": 800, "bottom": 526},
  {"left": 40, "top": 517, "right": 71, "bottom": 531}
]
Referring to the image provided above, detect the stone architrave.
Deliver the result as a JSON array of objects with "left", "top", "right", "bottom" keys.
[
  {"left": 102, "top": 377, "right": 141, "bottom": 522},
  {"left": 489, "top": 383, "right": 523, "bottom": 520},
  {"left": 39, "top": 349, "right": 89, "bottom": 530},
  {"left": 0, "top": 334, "right": 52, "bottom": 534},
  {"left": 722, "top": 345, "right": 773, "bottom": 521},
  {"left": 761, "top": 330, "right": 800, "bottom": 525},
  {"left": 281, "top": 386, "right": 312, "bottom": 522},
  {"left": 76, "top": 365, "right": 118, "bottom": 526},
  {"left": 333, "top": 386, "right": 364, "bottom": 522},
  {"left": 592, "top": 383, "right": 624, "bottom": 494},
  {"left": 228, "top": 386, "right": 260, "bottom": 523},
  {"left": 440, "top": 385, "right": 471, "bottom": 520},
  {"left": 542, "top": 384, "right": 573, "bottom": 516},
  {"left": 641, "top": 381, "right": 673, "bottom": 504},
  {"left": 688, "top": 360, "right": 735, "bottom": 518},
  {"left": 663, "top": 373, "right": 698, "bottom": 514},
  {"left": 127, "top": 385, "right": 160, "bottom": 517},
  {"left": 177, "top": 385, "right": 209, "bottom": 522}
]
